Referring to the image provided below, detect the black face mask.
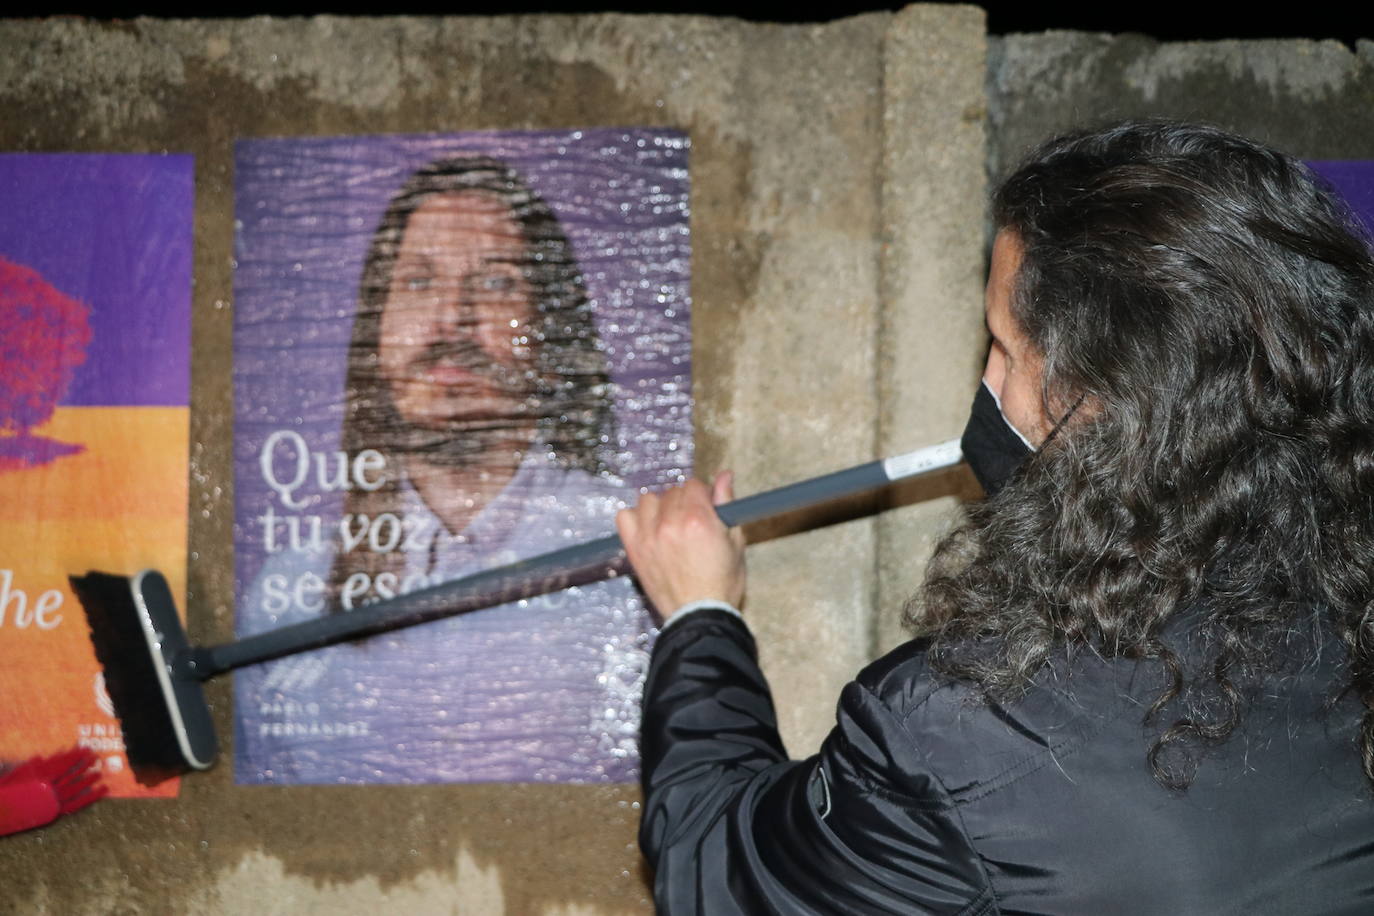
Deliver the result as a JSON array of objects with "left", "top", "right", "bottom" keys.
[{"left": 961, "top": 381, "right": 1034, "bottom": 497}]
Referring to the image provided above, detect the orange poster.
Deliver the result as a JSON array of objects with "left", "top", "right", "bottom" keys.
[{"left": 0, "top": 154, "right": 192, "bottom": 798}]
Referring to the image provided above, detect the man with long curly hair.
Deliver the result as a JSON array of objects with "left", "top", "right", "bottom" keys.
[
  {"left": 619, "top": 121, "right": 1374, "bottom": 912},
  {"left": 327, "top": 156, "right": 619, "bottom": 610},
  {"left": 240, "top": 157, "right": 647, "bottom": 784}
]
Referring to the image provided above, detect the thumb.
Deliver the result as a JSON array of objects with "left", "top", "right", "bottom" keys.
[
  {"left": 711, "top": 469, "right": 735, "bottom": 507},
  {"left": 713, "top": 470, "right": 746, "bottom": 550}
]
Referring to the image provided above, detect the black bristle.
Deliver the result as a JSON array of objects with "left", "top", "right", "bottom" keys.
[{"left": 69, "top": 572, "right": 191, "bottom": 786}]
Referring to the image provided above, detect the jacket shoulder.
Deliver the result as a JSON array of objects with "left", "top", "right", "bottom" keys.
[
  {"left": 852, "top": 635, "right": 945, "bottom": 715},
  {"left": 847, "top": 638, "right": 1119, "bottom": 803}
]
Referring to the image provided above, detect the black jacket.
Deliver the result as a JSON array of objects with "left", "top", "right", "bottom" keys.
[{"left": 640, "top": 608, "right": 1374, "bottom": 914}]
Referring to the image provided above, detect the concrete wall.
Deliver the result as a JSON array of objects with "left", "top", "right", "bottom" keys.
[
  {"left": 0, "top": 9, "right": 985, "bottom": 913},
  {"left": 989, "top": 33, "right": 1374, "bottom": 181}
]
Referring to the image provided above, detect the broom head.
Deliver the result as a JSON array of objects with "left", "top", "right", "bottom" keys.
[{"left": 69, "top": 569, "right": 218, "bottom": 785}]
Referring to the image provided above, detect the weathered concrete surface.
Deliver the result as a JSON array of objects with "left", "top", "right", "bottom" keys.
[
  {"left": 0, "top": 9, "right": 988, "bottom": 913},
  {"left": 875, "top": 4, "right": 988, "bottom": 653},
  {"left": 684, "top": 9, "right": 889, "bottom": 766},
  {"left": 989, "top": 34, "right": 1374, "bottom": 177}
]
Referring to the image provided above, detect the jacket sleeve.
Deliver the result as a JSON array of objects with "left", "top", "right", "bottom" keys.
[{"left": 639, "top": 609, "right": 995, "bottom": 915}]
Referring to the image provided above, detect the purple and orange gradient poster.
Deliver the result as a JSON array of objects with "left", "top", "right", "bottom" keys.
[{"left": 0, "top": 154, "right": 193, "bottom": 799}]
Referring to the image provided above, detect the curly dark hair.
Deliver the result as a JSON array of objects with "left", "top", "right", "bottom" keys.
[{"left": 917, "top": 121, "right": 1374, "bottom": 790}]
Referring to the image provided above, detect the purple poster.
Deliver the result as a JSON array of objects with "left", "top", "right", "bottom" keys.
[
  {"left": 233, "top": 130, "right": 691, "bottom": 784},
  {"left": 1311, "top": 161, "right": 1374, "bottom": 235}
]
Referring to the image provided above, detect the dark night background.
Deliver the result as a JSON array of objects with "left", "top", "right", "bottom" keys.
[{"left": 22, "top": 3, "right": 1374, "bottom": 49}]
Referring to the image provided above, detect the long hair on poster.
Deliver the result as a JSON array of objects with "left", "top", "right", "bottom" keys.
[{"left": 233, "top": 130, "right": 692, "bottom": 784}]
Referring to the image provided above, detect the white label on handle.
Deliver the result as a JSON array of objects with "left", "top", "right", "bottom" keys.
[{"left": 881, "top": 439, "right": 963, "bottom": 482}]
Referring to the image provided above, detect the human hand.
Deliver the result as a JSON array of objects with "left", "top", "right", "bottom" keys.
[{"left": 616, "top": 472, "right": 746, "bottom": 619}]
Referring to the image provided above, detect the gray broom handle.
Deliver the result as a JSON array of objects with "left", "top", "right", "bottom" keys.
[{"left": 186, "top": 439, "right": 962, "bottom": 678}]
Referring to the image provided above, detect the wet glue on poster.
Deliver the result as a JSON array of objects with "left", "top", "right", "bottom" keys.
[
  {"left": 234, "top": 130, "right": 692, "bottom": 784},
  {"left": 0, "top": 154, "right": 193, "bottom": 799}
]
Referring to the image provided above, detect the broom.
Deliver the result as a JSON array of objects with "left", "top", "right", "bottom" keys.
[{"left": 71, "top": 438, "right": 962, "bottom": 785}]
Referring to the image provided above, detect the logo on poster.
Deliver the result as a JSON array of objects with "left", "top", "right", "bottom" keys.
[
  {"left": 95, "top": 672, "right": 114, "bottom": 717},
  {"left": 81, "top": 673, "right": 127, "bottom": 771},
  {"left": 76, "top": 722, "right": 124, "bottom": 753}
]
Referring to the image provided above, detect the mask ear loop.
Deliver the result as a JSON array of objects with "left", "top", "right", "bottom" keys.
[{"left": 1037, "top": 391, "right": 1087, "bottom": 450}]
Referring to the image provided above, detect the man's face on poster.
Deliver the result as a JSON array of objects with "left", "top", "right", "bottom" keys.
[{"left": 378, "top": 190, "right": 539, "bottom": 440}]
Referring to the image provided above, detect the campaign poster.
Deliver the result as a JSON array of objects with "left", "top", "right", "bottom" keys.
[
  {"left": 233, "top": 130, "right": 692, "bottom": 784},
  {"left": 0, "top": 154, "right": 193, "bottom": 799},
  {"left": 1311, "top": 160, "right": 1374, "bottom": 233}
]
